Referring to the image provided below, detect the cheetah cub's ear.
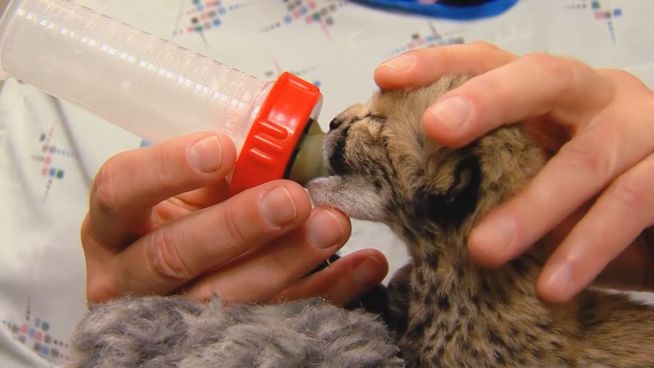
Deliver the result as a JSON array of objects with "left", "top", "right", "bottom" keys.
[{"left": 308, "top": 75, "right": 468, "bottom": 224}]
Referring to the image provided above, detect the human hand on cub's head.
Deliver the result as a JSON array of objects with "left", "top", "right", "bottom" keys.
[
  {"left": 81, "top": 131, "right": 388, "bottom": 305},
  {"left": 375, "top": 42, "right": 654, "bottom": 303}
]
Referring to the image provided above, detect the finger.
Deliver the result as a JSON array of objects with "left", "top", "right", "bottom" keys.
[
  {"left": 151, "top": 179, "right": 231, "bottom": 222},
  {"left": 175, "top": 178, "right": 230, "bottom": 209},
  {"left": 88, "top": 132, "right": 236, "bottom": 248},
  {"left": 374, "top": 42, "right": 516, "bottom": 90},
  {"left": 81, "top": 214, "right": 121, "bottom": 301},
  {"left": 469, "top": 97, "right": 654, "bottom": 268},
  {"left": 182, "top": 207, "right": 354, "bottom": 304},
  {"left": 275, "top": 249, "right": 389, "bottom": 306},
  {"left": 90, "top": 180, "right": 311, "bottom": 302},
  {"left": 537, "top": 153, "right": 654, "bottom": 302},
  {"left": 422, "top": 54, "right": 614, "bottom": 147}
]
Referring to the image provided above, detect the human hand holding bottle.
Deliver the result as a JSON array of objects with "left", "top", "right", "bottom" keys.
[{"left": 81, "top": 132, "right": 388, "bottom": 305}]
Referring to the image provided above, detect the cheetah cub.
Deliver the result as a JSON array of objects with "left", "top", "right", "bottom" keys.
[{"left": 307, "top": 75, "right": 654, "bottom": 367}]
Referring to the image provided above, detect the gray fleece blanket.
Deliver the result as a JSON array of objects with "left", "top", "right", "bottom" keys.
[{"left": 67, "top": 296, "right": 405, "bottom": 368}]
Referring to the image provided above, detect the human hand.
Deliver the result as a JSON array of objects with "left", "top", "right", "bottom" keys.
[
  {"left": 81, "top": 132, "right": 388, "bottom": 305},
  {"left": 374, "top": 42, "right": 654, "bottom": 303}
]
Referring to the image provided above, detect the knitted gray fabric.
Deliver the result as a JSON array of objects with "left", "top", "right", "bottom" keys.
[{"left": 67, "top": 296, "right": 405, "bottom": 368}]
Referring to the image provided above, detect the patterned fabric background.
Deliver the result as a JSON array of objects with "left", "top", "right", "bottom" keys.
[{"left": 1, "top": 0, "right": 653, "bottom": 366}]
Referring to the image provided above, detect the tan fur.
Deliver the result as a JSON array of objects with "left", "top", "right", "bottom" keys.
[{"left": 307, "top": 75, "right": 654, "bottom": 367}]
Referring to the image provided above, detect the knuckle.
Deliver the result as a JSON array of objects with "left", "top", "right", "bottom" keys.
[
  {"left": 86, "top": 276, "right": 118, "bottom": 304},
  {"left": 523, "top": 53, "right": 576, "bottom": 94},
  {"left": 153, "top": 146, "right": 184, "bottom": 192},
  {"left": 470, "top": 40, "right": 498, "bottom": 53},
  {"left": 603, "top": 68, "right": 640, "bottom": 84},
  {"left": 220, "top": 203, "right": 249, "bottom": 246},
  {"left": 467, "top": 72, "right": 500, "bottom": 101},
  {"left": 559, "top": 139, "right": 612, "bottom": 181},
  {"left": 610, "top": 175, "right": 650, "bottom": 210},
  {"left": 603, "top": 69, "right": 651, "bottom": 96},
  {"left": 150, "top": 227, "right": 192, "bottom": 282},
  {"left": 92, "top": 158, "right": 121, "bottom": 216},
  {"left": 86, "top": 287, "right": 110, "bottom": 304},
  {"left": 609, "top": 68, "right": 637, "bottom": 81},
  {"left": 460, "top": 74, "right": 500, "bottom": 126},
  {"left": 523, "top": 53, "right": 568, "bottom": 73},
  {"left": 80, "top": 215, "right": 94, "bottom": 248}
]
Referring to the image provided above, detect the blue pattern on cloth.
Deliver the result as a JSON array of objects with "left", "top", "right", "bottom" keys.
[{"left": 353, "top": 0, "right": 519, "bottom": 20}]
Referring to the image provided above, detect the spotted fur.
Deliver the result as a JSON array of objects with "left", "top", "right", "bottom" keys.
[{"left": 308, "top": 75, "right": 654, "bottom": 367}]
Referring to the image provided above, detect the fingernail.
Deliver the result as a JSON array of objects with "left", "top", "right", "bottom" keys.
[
  {"left": 188, "top": 135, "right": 223, "bottom": 173},
  {"left": 471, "top": 215, "right": 516, "bottom": 256},
  {"left": 306, "top": 209, "right": 347, "bottom": 249},
  {"left": 259, "top": 186, "right": 297, "bottom": 227},
  {"left": 354, "top": 258, "right": 382, "bottom": 289},
  {"left": 426, "top": 96, "right": 471, "bottom": 131},
  {"left": 380, "top": 54, "right": 415, "bottom": 71},
  {"left": 541, "top": 262, "right": 572, "bottom": 299}
]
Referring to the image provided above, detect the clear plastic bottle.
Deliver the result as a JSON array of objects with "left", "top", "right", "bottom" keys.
[{"left": 0, "top": 0, "right": 326, "bottom": 194}]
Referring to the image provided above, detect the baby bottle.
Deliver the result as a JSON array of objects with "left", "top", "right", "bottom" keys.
[{"left": 0, "top": 0, "right": 326, "bottom": 195}]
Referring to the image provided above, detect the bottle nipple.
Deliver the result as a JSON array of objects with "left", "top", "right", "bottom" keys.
[{"left": 286, "top": 118, "right": 329, "bottom": 185}]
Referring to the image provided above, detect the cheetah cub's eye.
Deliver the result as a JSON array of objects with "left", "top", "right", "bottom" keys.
[
  {"left": 363, "top": 113, "right": 387, "bottom": 137},
  {"left": 365, "top": 113, "right": 387, "bottom": 123}
]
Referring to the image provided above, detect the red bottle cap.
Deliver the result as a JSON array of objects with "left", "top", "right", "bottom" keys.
[{"left": 229, "top": 72, "right": 322, "bottom": 196}]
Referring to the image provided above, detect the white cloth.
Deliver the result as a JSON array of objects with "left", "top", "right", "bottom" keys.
[{"left": 1, "top": 0, "right": 654, "bottom": 366}]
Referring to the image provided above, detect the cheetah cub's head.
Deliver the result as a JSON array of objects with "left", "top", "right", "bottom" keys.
[{"left": 307, "top": 75, "right": 543, "bottom": 239}]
